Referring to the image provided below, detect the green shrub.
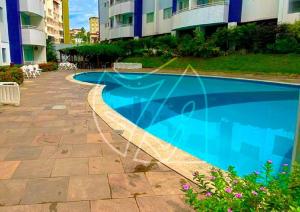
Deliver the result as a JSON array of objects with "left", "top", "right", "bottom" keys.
[
  {"left": 0, "top": 67, "right": 24, "bottom": 84},
  {"left": 268, "top": 37, "right": 299, "bottom": 54},
  {"left": 183, "top": 161, "right": 300, "bottom": 211},
  {"left": 39, "top": 62, "right": 58, "bottom": 72}
]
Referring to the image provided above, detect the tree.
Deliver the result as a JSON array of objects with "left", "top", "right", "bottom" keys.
[{"left": 46, "top": 37, "right": 57, "bottom": 62}]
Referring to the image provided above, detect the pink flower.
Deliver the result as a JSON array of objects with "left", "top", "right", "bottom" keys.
[
  {"left": 225, "top": 187, "right": 232, "bottom": 193},
  {"left": 235, "top": 193, "right": 243, "bottom": 198},
  {"left": 252, "top": 191, "right": 258, "bottom": 196},
  {"left": 182, "top": 184, "right": 190, "bottom": 191},
  {"left": 233, "top": 179, "right": 238, "bottom": 184},
  {"left": 210, "top": 176, "right": 216, "bottom": 181},
  {"left": 260, "top": 187, "right": 266, "bottom": 191},
  {"left": 228, "top": 208, "right": 233, "bottom": 212},
  {"left": 206, "top": 192, "right": 212, "bottom": 197},
  {"left": 254, "top": 171, "right": 260, "bottom": 175},
  {"left": 267, "top": 160, "right": 273, "bottom": 164},
  {"left": 193, "top": 171, "right": 199, "bottom": 176},
  {"left": 283, "top": 163, "right": 289, "bottom": 167}
]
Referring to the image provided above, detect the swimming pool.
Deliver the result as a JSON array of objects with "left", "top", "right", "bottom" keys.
[{"left": 75, "top": 72, "right": 300, "bottom": 176}]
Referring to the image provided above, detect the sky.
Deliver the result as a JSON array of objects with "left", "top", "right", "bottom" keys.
[{"left": 69, "top": 0, "right": 98, "bottom": 30}]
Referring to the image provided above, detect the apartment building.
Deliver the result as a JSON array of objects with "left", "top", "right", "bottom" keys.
[
  {"left": 7, "top": 0, "right": 46, "bottom": 64},
  {"left": 99, "top": 0, "right": 300, "bottom": 41},
  {"left": 45, "top": 0, "right": 64, "bottom": 43},
  {"left": 89, "top": 17, "right": 100, "bottom": 43},
  {"left": 0, "top": 0, "right": 10, "bottom": 65}
]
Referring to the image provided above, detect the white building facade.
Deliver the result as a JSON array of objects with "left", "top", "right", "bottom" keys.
[
  {"left": 0, "top": 0, "right": 10, "bottom": 65},
  {"left": 99, "top": 0, "right": 300, "bottom": 41}
]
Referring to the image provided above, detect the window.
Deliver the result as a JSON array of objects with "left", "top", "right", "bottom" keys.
[
  {"left": 0, "top": 7, "right": 3, "bottom": 23},
  {"left": 163, "top": 8, "right": 172, "bottom": 19},
  {"left": 289, "top": 0, "right": 300, "bottom": 13},
  {"left": 110, "top": 18, "right": 114, "bottom": 28},
  {"left": 146, "top": 12, "right": 154, "bottom": 23},
  {"left": 178, "top": 0, "right": 189, "bottom": 10},
  {"left": 2, "top": 48, "right": 6, "bottom": 64}
]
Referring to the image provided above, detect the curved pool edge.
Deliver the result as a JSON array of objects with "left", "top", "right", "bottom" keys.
[{"left": 66, "top": 73, "right": 213, "bottom": 182}]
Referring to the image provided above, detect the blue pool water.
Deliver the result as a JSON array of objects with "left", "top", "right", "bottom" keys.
[{"left": 75, "top": 72, "right": 300, "bottom": 176}]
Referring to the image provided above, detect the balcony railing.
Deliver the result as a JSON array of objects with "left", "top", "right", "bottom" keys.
[
  {"left": 176, "top": 0, "right": 229, "bottom": 14},
  {"left": 111, "top": 0, "right": 132, "bottom": 6}
]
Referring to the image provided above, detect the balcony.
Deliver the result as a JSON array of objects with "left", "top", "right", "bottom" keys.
[
  {"left": 110, "top": 25, "right": 134, "bottom": 39},
  {"left": 20, "top": 0, "right": 44, "bottom": 17},
  {"left": 172, "top": 0, "right": 229, "bottom": 30},
  {"left": 21, "top": 26, "right": 46, "bottom": 46},
  {"left": 109, "top": 0, "right": 134, "bottom": 17}
]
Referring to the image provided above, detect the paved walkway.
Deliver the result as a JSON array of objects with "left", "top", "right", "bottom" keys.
[{"left": 0, "top": 71, "right": 193, "bottom": 212}]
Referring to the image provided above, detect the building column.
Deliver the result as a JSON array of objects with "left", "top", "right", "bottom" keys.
[
  {"left": 134, "top": 0, "right": 143, "bottom": 38},
  {"left": 6, "top": 0, "right": 23, "bottom": 64},
  {"left": 228, "top": 22, "right": 237, "bottom": 29}
]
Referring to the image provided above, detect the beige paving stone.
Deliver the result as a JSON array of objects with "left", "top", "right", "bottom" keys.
[
  {"left": 0, "top": 204, "right": 43, "bottom": 212},
  {"left": 0, "top": 148, "right": 11, "bottom": 161},
  {"left": 39, "top": 146, "right": 57, "bottom": 159},
  {"left": 43, "top": 201, "right": 91, "bottom": 212},
  {"left": 61, "top": 133, "right": 87, "bottom": 144},
  {"left": 52, "top": 158, "right": 89, "bottom": 177},
  {"left": 87, "top": 133, "right": 103, "bottom": 143},
  {"left": 21, "top": 177, "right": 69, "bottom": 204},
  {"left": 50, "top": 145, "right": 72, "bottom": 158},
  {"left": 5, "top": 147, "right": 42, "bottom": 161},
  {"left": 91, "top": 198, "right": 139, "bottom": 212},
  {"left": 136, "top": 195, "right": 193, "bottom": 212},
  {"left": 122, "top": 157, "right": 170, "bottom": 173},
  {"left": 71, "top": 144, "right": 101, "bottom": 157},
  {"left": 89, "top": 157, "right": 124, "bottom": 174},
  {"left": 0, "top": 179, "right": 27, "bottom": 206},
  {"left": 108, "top": 173, "right": 154, "bottom": 198},
  {"left": 145, "top": 172, "right": 187, "bottom": 195},
  {"left": 12, "top": 159, "right": 55, "bottom": 179},
  {"left": 0, "top": 161, "right": 20, "bottom": 179},
  {"left": 32, "top": 134, "right": 61, "bottom": 146},
  {"left": 68, "top": 175, "right": 110, "bottom": 201}
]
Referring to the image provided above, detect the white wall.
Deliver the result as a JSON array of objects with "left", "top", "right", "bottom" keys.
[
  {"left": 278, "top": 0, "right": 300, "bottom": 23},
  {"left": 241, "top": 0, "right": 279, "bottom": 23},
  {"left": 22, "top": 28, "right": 46, "bottom": 46},
  {"left": 20, "top": 0, "right": 45, "bottom": 17},
  {"left": 0, "top": 0, "right": 10, "bottom": 65},
  {"left": 172, "top": 4, "right": 229, "bottom": 30},
  {"left": 109, "top": 0, "right": 134, "bottom": 16},
  {"left": 33, "top": 46, "right": 46, "bottom": 63}
]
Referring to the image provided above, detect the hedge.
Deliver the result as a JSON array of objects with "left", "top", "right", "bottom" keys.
[
  {"left": 39, "top": 62, "right": 58, "bottom": 72},
  {"left": 0, "top": 67, "right": 24, "bottom": 85}
]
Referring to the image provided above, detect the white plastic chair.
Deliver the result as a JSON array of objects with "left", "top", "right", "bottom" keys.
[
  {"left": 27, "top": 65, "right": 36, "bottom": 78},
  {"left": 21, "top": 66, "right": 30, "bottom": 78},
  {"left": 33, "top": 64, "right": 42, "bottom": 75}
]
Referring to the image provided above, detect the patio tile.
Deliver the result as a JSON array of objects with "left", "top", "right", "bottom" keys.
[
  {"left": 32, "top": 134, "right": 61, "bottom": 146},
  {"left": 52, "top": 158, "right": 89, "bottom": 177},
  {"left": 71, "top": 144, "right": 101, "bottom": 157},
  {"left": 61, "top": 134, "right": 86, "bottom": 144},
  {"left": 108, "top": 173, "right": 154, "bottom": 198},
  {"left": 0, "top": 204, "right": 42, "bottom": 212},
  {"left": 0, "top": 179, "right": 27, "bottom": 206},
  {"left": 5, "top": 147, "right": 42, "bottom": 161},
  {"left": 89, "top": 157, "right": 124, "bottom": 174},
  {"left": 87, "top": 133, "right": 103, "bottom": 143},
  {"left": 12, "top": 159, "right": 55, "bottom": 179},
  {"left": 39, "top": 146, "right": 57, "bottom": 159},
  {"left": 145, "top": 172, "right": 187, "bottom": 195},
  {"left": 0, "top": 148, "right": 11, "bottom": 161},
  {"left": 122, "top": 158, "right": 170, "bottom": 173},
  {"left": 68, "top": 175, "right": 110, "bottom": 201},
  {"left": 91, "top": 198, "right": 139, "bottom": 212},
  {"left": 43, "top": 201, "right": 91, "bottom": 212},
  {"left": 136, "top": 195, "right": 193, "bottom": 212},
  {"left": 0, "top": 161, "right": 20, "bottom": 179},
  {"left": 21, "top": 177, "right": 69, "bottom": 204},
  {"left": 50, "top": 145, "right": 72, "bottom": 158}
]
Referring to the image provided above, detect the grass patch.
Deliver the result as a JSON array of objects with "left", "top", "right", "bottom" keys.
[
  {"left": 122, "top": 54, "right": 300, "bottom": 74},
  {"left": 122, "top": 56, "right": 169, "bottom": 68}
]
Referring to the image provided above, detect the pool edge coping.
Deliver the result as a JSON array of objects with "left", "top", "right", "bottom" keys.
[{"left": 66, "top": 73, "right": 213, "bottom": 182}]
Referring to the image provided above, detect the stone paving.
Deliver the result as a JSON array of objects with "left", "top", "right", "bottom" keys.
[{"left": 0, "top": 71, "right": 194, "bottom": 212}]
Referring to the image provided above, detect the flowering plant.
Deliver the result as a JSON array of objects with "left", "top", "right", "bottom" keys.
[{"left": 182, "top": 161, "right": 300, "bottom": 211}]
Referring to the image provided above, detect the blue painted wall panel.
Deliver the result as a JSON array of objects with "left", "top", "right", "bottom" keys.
[
  {"left": 228, "top": 0, "right": 243, "bottom": 23},
  {"left": 172, "top": 0, "right": 177, "bottom": 13},
  {"left": 6, "top": 0, "right": 23, "bottom": 64},
  {"left": 134, "top": 0, "right": 143, "bottom": 37}
]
